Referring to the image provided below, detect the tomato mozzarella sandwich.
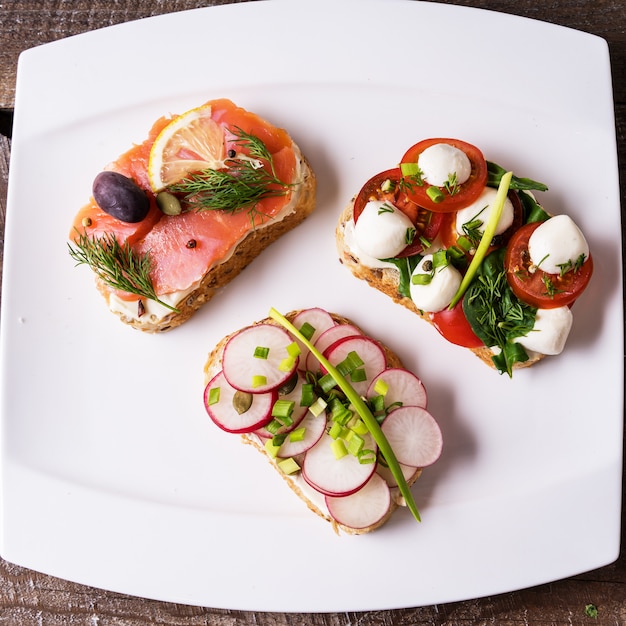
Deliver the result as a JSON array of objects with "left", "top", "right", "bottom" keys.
[
  {"left": 68, "top": 99, "right": 316, "bottom": 332},
  {"left": 203, "top": 307, "right": 443, "bottom": 534},
  {"left": 336, "top": 139, "right": 593, "bottom": 376}
]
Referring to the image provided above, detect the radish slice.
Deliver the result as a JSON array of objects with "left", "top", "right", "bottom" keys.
[
  {"left": 325, "top": 473, "right": 391, "bottom": 530},
  {"left": 381, "top": 406, "right": 443, "bottom": 467},
  {"left": 253, "top": 374, "right": 310, "bottom": 438},
  {"left": 291, "top": 308, "right": 336, "bottom": 365},
  {"left": 376, "top": 460, "right": 420, "bottom": 488},
  {"left": 276, "top": 410, "right": 327, "bottom": 457},
  {"left": 302, "top": 432, "right": 377, "bottom": 496},
  {"left": 204, "top": 371, "right": 276, "bottom": 433},
  {"left": 323, "top": 336, "right": 387, "bottom": 397},
  {"left": 222, "top": 324, "right": 298, "bottom": 394},
  {"left": 305, "top": 323, "right": 362, "bottom": 372},
  {"left": 367, "top": 368, "right": 428, "bottom": 409}
]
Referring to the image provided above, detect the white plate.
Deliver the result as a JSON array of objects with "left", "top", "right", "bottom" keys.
[{"left": 1, "top": 0, "right": 622, "bottom": 612}]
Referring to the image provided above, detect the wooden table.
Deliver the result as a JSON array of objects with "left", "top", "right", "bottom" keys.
[{"left": 1, "top": 1, "right": 624, "bottom": 624}]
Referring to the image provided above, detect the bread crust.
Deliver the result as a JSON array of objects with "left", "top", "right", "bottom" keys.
[
  {"left": 203, "top": 310, "right": 422, "bottom": 535},
  {"left": 335, "top": 198, "right": 542, "bottom": 371}
]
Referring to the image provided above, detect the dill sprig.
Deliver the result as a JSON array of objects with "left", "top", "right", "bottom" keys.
[
  {"left": 168, "top": 126, "right": 293, "bottom": 221},
  {"left": 68, "top": 230, "right": 180, "bottom": 313}
]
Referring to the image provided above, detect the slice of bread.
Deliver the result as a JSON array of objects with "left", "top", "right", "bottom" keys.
[
  {"left": 203, "top": 310, "right": 426, "bottom": 535},
  {"left": 336, "top": 198, "right": 542, "bottom": 371}
]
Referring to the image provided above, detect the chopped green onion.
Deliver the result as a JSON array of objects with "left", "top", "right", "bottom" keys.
[
  {"left": 400, "top": 162, "right": 419, "bottom": 176},
  {"left": 318, "top": 373, "right": 337, "bottom": 394},
  {"left": 300, "top": 383, "right": 315, "bottom": 407},
  {"left": 456, "top": 235, "right": 473, "bottom": 251},
  {"left": 346, "top": 350, "right": 364, "bottom": 369},
  {"left": 331, "top": 439, "right": 348, "bottom": 460},
  {"left": 373, "top": 378, "right": 389, "bottom": 396},
  {"left": 380, "top": 178, "right": 394, "bottom": 192},
  {"left": 369, "top": 394, "right": 385, "bottom": 414},
  {"left": 426, "top": 186, "right": 444, "bottom": 203},
  {"left": 253, "top": 346, "right": 270, "bottom": 359},
  {"left": 351, "top": 418, "right": 369, "bottom": 436},
  {"left": 412, "top": 272, "right": 433, "bottom": 286},
  {"left": 448, "top": 171, "right": 513, "bottom": 309},
  {"left": 251, "top": 374, "right": 267, "bottom": 389},
  {"left": 265, "top": 419, "right": 282, "bottom": 435},
  {"left": 328, "top": 421, "right": 344, "bottom": 440},
  {"left": 278, "top": 457, "right": 300, "bottom": 475},
  {"left": 272, "top": 433, "right": 287, "bottom": 447},
  {"left": 358, "top": 449, "right": 377, "bottom": 465},
  {"left": 268, "top": 307, "right": 421, "bottom": 523},
  {"left": 308, "top": 396, "right": 327, "bottom": 417},
  {"left": 264, "top": 438, "right": 281, "bottom": 458},
  {"left": 346, "top": 432, "right": 364, "bottom": 456},
  {"left": 289, "top": 427, "right": 306, "bottom": 442},
  {"left": 350, "top": 368, "right": 367, "bottom": 383},
  {"left": 279, "top": 356, "right": 296, "bottom": 372},
  {"left": 286, "top": 341, "right": 301, "bottom": 358},
  {"left": 207, "top": 387, "right": 220, "bottom": 405},
  {"left": 299, "top": 322, "right": 315, "bottom": 341},
  {"left": 432, "top": 249, "right": 448, "bottom": 268},
  {"left": 272, "top": 399, "right": 295, "bottom": 420}
]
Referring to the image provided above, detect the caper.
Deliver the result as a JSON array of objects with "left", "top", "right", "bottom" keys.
[
  {"left": 232, "top": 390, "right": 253, "bottom": 415},
  {"left": 92, "top": 171, "right": 150, "bottom": 223},
  {"left": 156, "top": 191, "right": 182, "bottom": 216}
]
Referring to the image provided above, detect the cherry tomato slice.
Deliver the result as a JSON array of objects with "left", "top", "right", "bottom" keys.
[
  {"left": 400, "top": 138, "right": 488, "bottom": 213},
  {"left": 430, "top": 301, "right": 484, "bottom": 348},
  {"left": 353, "top": 168, "right": 443, "bottom": 256},
  {"left": 505, "top": 221, "right": 593, "bottom": 308}
]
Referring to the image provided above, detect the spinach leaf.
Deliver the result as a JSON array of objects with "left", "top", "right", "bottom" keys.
[
  {"left": 517, "top": 188, "right": 550, "bottom": 223},
  {"left": 381, "top": 254, "right": 422, "bottom": 298},
  {"left": 462, "top": 249, "right": 537, "bottom": 376},
  {"left": 487, "top": 161, "right": 548, "bottom": 192}
]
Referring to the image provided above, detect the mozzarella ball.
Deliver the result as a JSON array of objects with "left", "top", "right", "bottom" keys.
[
  {"left": 514, "top": 306, "right": 574, "bottom": 355},
  {"left": 528, "top": 215, "right": 590, "bottom": 275},
  {"left": 353, "top": 200, "right": 414, "bottom": 259},
  {"left": 409, "top": 254, "right": 462, "bottom": 313},
  {"left": 418, "top": 143, "right": 472, "bottom": 187},
  {"left": 455, "top": 187, "right": 514, "bottom": 238}
]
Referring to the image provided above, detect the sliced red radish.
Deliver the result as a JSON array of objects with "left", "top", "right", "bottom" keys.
[
  {"left": 376, "top": 459, "right": 421, "bottom": 488},
  {"left": 291, "top": 308, "right": 336, "bottom": 365},
  {"left": 302, "top": 432, "right": 377, "bottom": 496},
  {"left": 204, "top": 371, "right": 276, "bottom": 433},
  {"left": 222, "top": 324, "right": 298, "bottom": 394},
  {"left": 381, "top": 406, "right": 443, "bottom": 467},
  {"left": 367, "top": 368, "right": 427, "bottom": 409},
  {"left": 323, "top": 335, "right": 387, "bottom": 397},
  {"left": 305, "top": 323, "right": 362, "bottom": 372},
  {"left": 325, "top": 473, "right": 391, "bottom": 530},
  {"left": 276, "top": 410, "right": 327, "bottom": 458}
]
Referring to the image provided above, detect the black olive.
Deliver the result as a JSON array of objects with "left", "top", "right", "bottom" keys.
[{"left": 92, "top": 171, "right": 150, "bottom": 223}]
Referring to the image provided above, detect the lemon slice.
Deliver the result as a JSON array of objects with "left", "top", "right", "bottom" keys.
[{"left": 148, "top": 104, "right": 227, "bottom": 192}]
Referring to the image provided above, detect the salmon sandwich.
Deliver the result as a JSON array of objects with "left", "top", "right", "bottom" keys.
[{"left": 68, "top": 98, "right": 316, "bottom": 332}]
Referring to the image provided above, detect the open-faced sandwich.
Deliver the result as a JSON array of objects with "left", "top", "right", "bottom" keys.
[
  {"left": 336, "top": 138, "right": 593, "bottom": 376},
  {"left": 203, "top": 307, "right": 443, "bottom": 534},
  {"left": 68, "top": 98, "right": 316, "bottom": 332}
]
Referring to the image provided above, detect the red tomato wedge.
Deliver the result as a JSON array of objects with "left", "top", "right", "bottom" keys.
[
  {"left": 430, "top": 301, "right": 484, "bottom": 348},
  {"left": 400, "top": 138, "right": 488, "bottom": 213},
  {"left": 353, "top": 168, "right": 443, "bottom": 257},
  {"left": 504, "top": 221, "right": 594, "bottom": 309}
]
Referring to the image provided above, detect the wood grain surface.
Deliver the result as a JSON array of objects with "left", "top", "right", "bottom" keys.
[{"left": 1, "top": 1, "right": 624, "bottom": 624}]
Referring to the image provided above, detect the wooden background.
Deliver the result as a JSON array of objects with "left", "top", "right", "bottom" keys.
[{"left": 0, "top": 1, "right": 624, "bottom": 624}]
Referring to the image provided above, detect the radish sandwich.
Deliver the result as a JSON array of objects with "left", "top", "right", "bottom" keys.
[{"left": 203, "top": 307, "right": 443, "bottom": 534}]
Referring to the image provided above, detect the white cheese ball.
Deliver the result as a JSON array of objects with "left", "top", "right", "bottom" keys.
[
  {"left": 528, "top": 214, "right": 590, "bottom": 275},
  {"left": 455, "top": 187, "right": 514, "bottom": 238},
  {"left": 353, "top": 200, "right": 414, "bottom": 259},
  {"left": 514, "top": 306, "right": 573, "bottom": 355},
  {"left": 417, "top": 143, "right": 472, "bottom": 187},
  {"left": 409, "top": 254, "right": 462, "bottom": 313}
]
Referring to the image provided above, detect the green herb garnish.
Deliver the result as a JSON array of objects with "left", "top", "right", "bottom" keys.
[
  {"left": 68, "top": 230, "right": 179, "bottom": 313},
  {"left": 487, "top": 160, "right": 548, "bottom": 192},
  {"left": 168, "top": 127, "right": 293, "bottom": 222},
  {"left": 462, "top": 249, "right": 537, "bottom": 376}
]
